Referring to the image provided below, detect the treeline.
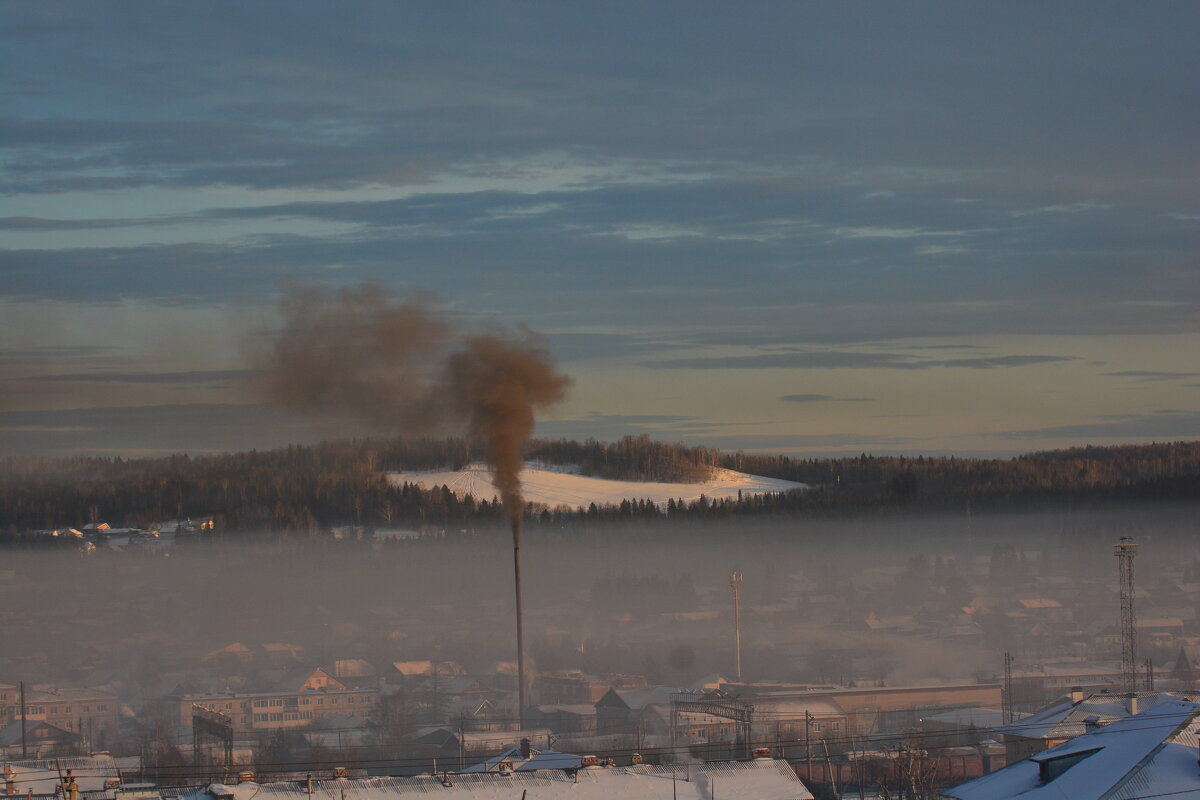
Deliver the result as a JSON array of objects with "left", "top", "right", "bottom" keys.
[
  {"left": 0, "top": 437, "right": 1198, "bottom": 537},
  {"left": 530, "top": 436, "right": 716, "bottom": 482},
  {"left": 0, "top": 439, "right": 501, "bottom": 535}
]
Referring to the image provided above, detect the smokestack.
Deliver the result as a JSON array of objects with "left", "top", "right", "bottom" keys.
[
  {"left": 254, "top": 284, "right": 570, "bottom": 729},
  {"left": 513, "top": 519, "right": 527, "bottom": 730},
  {"left": 1070, "top": 686, "right": 1084, "bottom": 704},
  {"left": 1127, "top": 693, "right": 1138, "bottom": 715}
]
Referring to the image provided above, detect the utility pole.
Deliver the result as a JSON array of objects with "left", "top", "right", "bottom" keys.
[
  {"left": 1002, "top": 652, "right": 1014, "bottom": 723},
  {"left": 805, "top": 711, "right": 812, "bottom": 783},
  {"left": 20, "top": 681, "right": 27, "bottom": 759},
  {"left": 1115, "top": 537, "right": 1139, "bottom": 694},
  {"left": 730, "top": 570, "right": 743, "bottom": 683}
]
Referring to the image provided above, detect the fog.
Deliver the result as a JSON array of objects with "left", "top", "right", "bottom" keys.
[{"left": 5, "top": 504, "right": 1197, "bottom": 711}]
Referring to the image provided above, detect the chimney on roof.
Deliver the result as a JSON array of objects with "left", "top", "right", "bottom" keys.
[
  {"left": 1127, "top": 693, "right": 1139, "bottom": 715},
  {"left": 1070, "top": 686, "right": 1084, "bottom": 704},
  {"left": 520, "top": 737, "right": 532, "bottom": 759}
]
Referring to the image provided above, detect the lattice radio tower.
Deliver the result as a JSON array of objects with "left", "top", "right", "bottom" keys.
[
  {"left": 1114, "top": 537, "right": 1139, "bottom": 694},
  {"left": 730, "top": 570, "right": 743, "bottom": 682}
]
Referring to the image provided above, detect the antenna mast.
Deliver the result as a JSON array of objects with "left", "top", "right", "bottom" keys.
[
  {"left": 1114, "top": 537, "right": 1139, "bottom": 694},
  {"left": 731, "top": 570, "right": 743, "bottom": 682}
]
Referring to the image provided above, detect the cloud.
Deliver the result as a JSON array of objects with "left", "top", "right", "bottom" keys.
[
  {"left": 0, "top": 403, "right": 323, "bottom": 457},
  {"left": 536, "top": 411, "right": 752, "bottom": 442},
  {"left": 688, "top": 432, "right": 918, "bottom": 450},
  {"left": 644, "top": 351, "right": 1079, "bottom": 371},
  {"left": 781, "top": 394, "right": 875, "bottom": 403},
  {"left": 986, "top": 411, "right": 1200, "bottom": 440},
  {"left": 1102, "top": 370, "right": 1200, "bottom": 382},
  {"left": 0, "top": 345, "right": 117, "bottom": 366},
  {"left": 19, "top": 369, "right": 254, "bottom": 385}
]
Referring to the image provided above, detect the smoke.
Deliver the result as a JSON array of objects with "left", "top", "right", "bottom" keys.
[
  {"left": 253, "top": 283, "right": 571, "bottom": 523},
  {"left": 445, "top": 333, "right": 571, "bottom": 525}
]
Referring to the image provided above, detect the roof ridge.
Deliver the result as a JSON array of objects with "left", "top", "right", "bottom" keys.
[{"left": 1097, "top": 707, "right": 1200, "bottom": 800}]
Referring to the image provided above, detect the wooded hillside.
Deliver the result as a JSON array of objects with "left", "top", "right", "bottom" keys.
[{"left": 1, "top": 436, "right": 1197, "bottom": 537}]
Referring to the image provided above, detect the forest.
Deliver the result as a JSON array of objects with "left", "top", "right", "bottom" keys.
[{"left": 0, "top": 436, "right": 1197, "bottom": 537}]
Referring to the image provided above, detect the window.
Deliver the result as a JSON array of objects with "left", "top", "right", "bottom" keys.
[
  {"left": 269, "top": 698, "right": 283, "bottom": 707},
  {"left": 97, "top": 705, "right": 108, "bottom": 712},
  {"left": 253, "top": 700, "right": 267, "bottom": 708},
  {"left": 1038, "top": 749, "right": 1100, "bottom": 783}
]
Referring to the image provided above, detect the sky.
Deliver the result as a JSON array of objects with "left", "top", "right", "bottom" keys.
[{"left": 1, "top": 1, "right": 1198, "bottom": 459}]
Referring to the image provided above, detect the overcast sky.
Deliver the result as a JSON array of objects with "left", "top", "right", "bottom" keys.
[{"left": 2, "top": 1, "right": 1197, "bottom": 458}]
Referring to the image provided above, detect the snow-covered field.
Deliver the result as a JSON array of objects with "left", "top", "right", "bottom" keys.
[{"left": 387, "top": 463, "right": 807, "bottom": 509}]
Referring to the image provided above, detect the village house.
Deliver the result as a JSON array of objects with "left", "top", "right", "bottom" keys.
[
  {"left": 0, "top": 719, "right": 80, "bottom": 757},
  {"left": 994, "top": 688, "right": 1190, "bottom": 762},
  {"left": 943, "top": 700, "right": 1200, "bottom": 800},
  {"left": 173, "top": 668, "right": 379, "bottom": 737},
  {"left": 0, "top": 687, "right": 120, "bottom": 750}
]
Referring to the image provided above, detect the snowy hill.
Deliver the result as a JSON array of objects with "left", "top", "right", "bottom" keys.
[{"left": 387, "top": 463, "right": 807, "bottom": 509}]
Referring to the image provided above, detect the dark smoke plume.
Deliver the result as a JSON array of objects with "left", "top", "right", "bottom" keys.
[
  {"left": 254, "top": 283, "right": 571, "bottom": 522},
  {"left": 446, "top": 333, "right": 571, "bottom": 525}
]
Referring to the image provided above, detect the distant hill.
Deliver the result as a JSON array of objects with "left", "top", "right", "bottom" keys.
[
  {"left": 0, "top": 437, "right": 1197, "bottom": 536},
  {"left": 389, "top": 462, "right": 807, "bottom": 509}
]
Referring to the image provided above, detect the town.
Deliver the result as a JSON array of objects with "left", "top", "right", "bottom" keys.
[{"left": 4, "top": 505, "right": 1199, "bottom": 798}]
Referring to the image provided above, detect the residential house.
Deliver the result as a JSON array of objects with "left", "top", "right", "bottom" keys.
[
  {"left": 995, "top": 688, "right": 1190, "bottom": 762},
  {"left": 943, "top": 700, "right": 1200, "bottom": 800},
  {"left": 1, "top": 687, "right": 119, "bottom": 749},
  {"left": 594, "top": 687, "right": 686, "bottom": 738},
  {"left": 0, "top": 720, "right": 80, "bottom": 757},
  {"left": 526, "top": 704, "right": 598, "bottom": 736},
  {"left": 173, "top": 669, "right": 379, "bottom": 737}
]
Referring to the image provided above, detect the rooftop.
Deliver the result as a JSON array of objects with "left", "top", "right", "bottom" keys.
[
  {"left": 945, "top": 700, "right": 1200, "bottom": 800},
  {"left": 193, "top": 758, "right": 813, "bottom": 800}
]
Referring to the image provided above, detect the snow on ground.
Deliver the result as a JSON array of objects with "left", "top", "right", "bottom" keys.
[{"left": 387, "top": 463, "right": 807, "bottom": 509}]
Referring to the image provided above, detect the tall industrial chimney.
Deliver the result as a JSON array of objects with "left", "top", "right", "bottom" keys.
[{"left": 512, "top": 520, "right": 527, "bottom": 729}]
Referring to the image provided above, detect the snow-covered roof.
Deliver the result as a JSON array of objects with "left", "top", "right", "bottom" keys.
[
  {"left": 613, "top": 687, "right": 690, "bottom": 710},
  {"left": 944, "top": 700, "right": 1200, "bottom": 800},
  {"left": 0, "top": 755, "right": 120, "bottom": 794},
  {"left": 193, "top": 759, "right": 813, "bottom": 800},
  {"left": 922, "top": 707, "right": 1009, "bottom": 729},
  {"left": 755, "top": 698, "right": 845, "bottom": 717},
  {"left": 996, "top": 691, "right": 1191, "bottom": 741},
  {"left": 459, "top": 747, "right": 582, "bottom": 772}
]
